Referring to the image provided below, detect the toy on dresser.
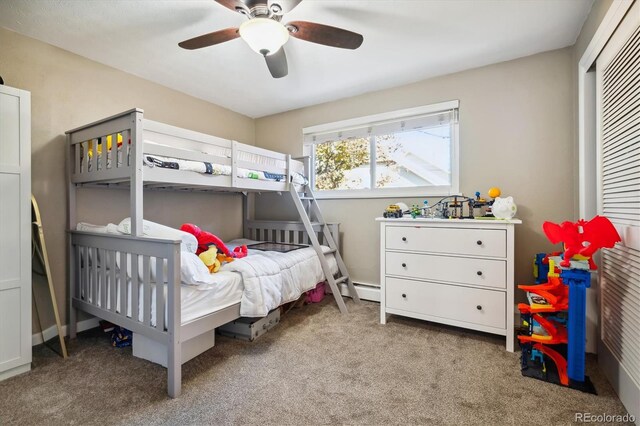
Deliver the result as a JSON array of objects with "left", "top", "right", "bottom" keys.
[
  {"left": 518, "top": 215, "right": 620, "bottom": 393},
  {"left": 380, "top": 187, "right": 518, "bottom": 220}
]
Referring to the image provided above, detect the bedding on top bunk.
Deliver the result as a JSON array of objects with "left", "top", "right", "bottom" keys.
[
  {"left": 76, "top": 220, "right": 337, "bottom": 320},
  {"left": 82, "top": 142, "right": 308, "bottom": 185},
  {"left": 143, "top": 153, "right": 308, "bottom": 185}
]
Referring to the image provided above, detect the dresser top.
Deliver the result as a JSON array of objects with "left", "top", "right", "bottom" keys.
[{"left": 376, "top": 217, "right": 522, "bottom": 225}]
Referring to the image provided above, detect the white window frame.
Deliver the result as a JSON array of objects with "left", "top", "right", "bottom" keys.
[{"left": 303, "top": 100, "right": 460, "bottom": 199}]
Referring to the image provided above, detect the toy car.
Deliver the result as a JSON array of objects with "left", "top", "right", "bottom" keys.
[{"left": 383, "top": 204, "right": 404, "bottom": 218}]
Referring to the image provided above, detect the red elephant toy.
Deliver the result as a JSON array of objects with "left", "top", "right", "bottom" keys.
[
  {"left": 180, "top": 223, "right": 248, "bottom": 259},
  {"left": 542, "top": 215, "right": 620, "bottom": 270}
]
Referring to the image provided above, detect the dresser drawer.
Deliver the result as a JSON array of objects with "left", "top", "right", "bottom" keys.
[
  {"left": 386, "top": 226, "right": 506, "bottom": 258},
  {"left": 385, "top": 278, "right": 506, "bottom": 329},
  {"left": 386, "top": 252, "right": 506, "bottom": 289}
]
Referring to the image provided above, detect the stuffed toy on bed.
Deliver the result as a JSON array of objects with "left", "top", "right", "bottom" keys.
[
  {"left": 180, "top": 223, "right": 248, "bottom": 259},
  {"left": 199, "top": 246, "right": 222, "bottom": 273}
]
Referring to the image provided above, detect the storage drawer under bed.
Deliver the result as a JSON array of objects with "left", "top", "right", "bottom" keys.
[{"left": 385, "top": 277, "right": 506, "bottom": 330}]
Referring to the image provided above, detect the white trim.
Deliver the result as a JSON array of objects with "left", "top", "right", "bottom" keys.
[
  {"left": 450, "top": 109, "right": 460, "bottom": 197},
  {"left": 340, "top": 282, "right": 381, "bottom": 302},
  {"left": 32, "top": 318, "right": 100, "bottom": 347},
  {"left": 0, "top": 364, "right": 30, "bottom": 382},
  {"left": 315, "top": 187, "right": 458, "bottom": 200},
  {"left": 305, "top": 101, "right": 461, "bottom": 199},
  {"left": 598, "top": 339, "right": 640, "bottom": 423},
  {"left": 579, "top": 1, "right": 635, "bottom": 70},
  {"left": 302, "top": 100, "right": 460, "bottom": 135},
  {"left": 578, "top": 0, "right": 634, "bottom": 218}
]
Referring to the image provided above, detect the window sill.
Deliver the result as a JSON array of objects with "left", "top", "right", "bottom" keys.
[{"left": 313, "top": 186, "right": 458, "bottom": 200}]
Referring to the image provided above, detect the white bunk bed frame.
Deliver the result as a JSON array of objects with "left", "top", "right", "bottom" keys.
[{"left": 66, "top": 108, "right": 350, "bottom": 398}]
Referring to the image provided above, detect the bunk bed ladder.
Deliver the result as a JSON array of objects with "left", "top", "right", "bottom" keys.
[{"left": 289, "top": 185, "right": 360, "bottom": 314}]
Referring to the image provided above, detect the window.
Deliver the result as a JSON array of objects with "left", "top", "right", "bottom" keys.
[{"left": 303, "top": 101, "right": 459, "bottom": 198}]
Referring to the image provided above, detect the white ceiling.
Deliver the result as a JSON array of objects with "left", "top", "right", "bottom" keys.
[{"left": 0, "top": 0, "right": 593, "bottom": 118}]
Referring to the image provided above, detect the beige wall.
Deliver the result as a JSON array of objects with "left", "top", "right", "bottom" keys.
[
  {"left": 0, "top": 28, "right": 255, "bottom": 331},
  {"left": 571, "top": 0, "right": 614, "bottom": 218},
  {"left": 254, "top": 48, "right": 576, "bottom": 290}
]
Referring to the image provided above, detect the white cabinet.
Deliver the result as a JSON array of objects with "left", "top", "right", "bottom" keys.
[
  {"left": 378, "top": 217, "right": 520, "bottom": 352},
  {"left": 0, "top": 85, "right": 31, "bottom": 380}
]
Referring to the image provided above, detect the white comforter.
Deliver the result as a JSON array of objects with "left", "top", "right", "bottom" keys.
[{"left": 222, "top": 242, "right": 338, "bottom": 317}]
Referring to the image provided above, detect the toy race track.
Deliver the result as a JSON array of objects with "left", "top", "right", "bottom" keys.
[{"left": 517, "top": 216, "right": 620, "bottom": 395}]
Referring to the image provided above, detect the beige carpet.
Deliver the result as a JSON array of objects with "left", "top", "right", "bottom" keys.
[{"left": 0, "top": 299, "right": 632, "bottom": 425}]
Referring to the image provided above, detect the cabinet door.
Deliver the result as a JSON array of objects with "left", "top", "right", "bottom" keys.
[{"left": 0, "top": 87, "right": 31, "bottom": 377}]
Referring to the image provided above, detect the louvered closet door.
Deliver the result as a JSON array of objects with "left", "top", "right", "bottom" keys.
[{"left": 595, "top": 0, "right": 640, "bottom": 412}]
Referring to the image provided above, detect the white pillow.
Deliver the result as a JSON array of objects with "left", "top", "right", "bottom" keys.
[
  {"left": 117, "top": 218, "right": 198, "bottom": 253},
  {"left": 180, "top": 252, "right": 216, "bottom": 285},
  {"left": 76, "top": 222, "right": 122, "bottom": 235}
]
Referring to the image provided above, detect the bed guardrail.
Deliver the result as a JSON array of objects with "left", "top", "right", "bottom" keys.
[
  {"left": 66, "top": 108, "right": 303, "bottom": 193},
  {"left": 66, "top": 109, "right": 140, "bottom": 185},
  {"left": 69, "top": 230, "right": 183, "bottom": 396},
  {"left": 69, "top": 231, "right": 181, "bottom": 339},
  {"left": 245, "top": 220, "right": 340, "bottom": 249}
]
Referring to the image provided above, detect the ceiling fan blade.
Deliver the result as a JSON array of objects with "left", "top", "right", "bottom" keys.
[
  {"left": 264, "top": 48, "right": 288, "bottom": 78},
  {"left": 214, "top": 0, "right": 250, "bottom": 15},
  {"left": 178, "top": 28, "right": 240, "bottom": 50},
  {"left": 268, "top": 0, "right": 302, "bottom": 15},
  {"left": 286, "top": 21, "right": 363, "bottom": 49}
]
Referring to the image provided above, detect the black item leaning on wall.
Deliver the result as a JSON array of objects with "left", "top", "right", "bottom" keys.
[{"left": 0, "top": 75, "right": 4, "bottom": 85}]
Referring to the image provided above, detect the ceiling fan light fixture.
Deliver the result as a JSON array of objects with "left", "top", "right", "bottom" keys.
[{"left": 239, "top": 18, "right": 290, "bottom": 56}]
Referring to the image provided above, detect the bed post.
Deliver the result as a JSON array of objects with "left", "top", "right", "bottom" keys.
[
  {"left": 167, "top": 242, "right": 182, "bottom": 398},
  {"left": 231, "top": 141, "right": 238, "bottom": 188},
  {"left": 293, "top": 155, "right": 312, "bottom": 186},
  {"left": 285, "top": 154, "right": 292, "bottom": 192},
  {"left": 67, "top": 133, "right": 78, "bottom": 339},
  {"left": 130, "top": 110, "right": 144, "bottom": 237},
  {"left": 243, "top": 192, "right": 253, "bottom": 239}
]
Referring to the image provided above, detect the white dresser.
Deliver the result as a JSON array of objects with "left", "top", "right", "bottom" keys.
[
  {"left": 0, "top": 85, "right": 31, "bottom": 380},
  {"left": 378, "top": 217, "right": 520, "bottom": 352}
]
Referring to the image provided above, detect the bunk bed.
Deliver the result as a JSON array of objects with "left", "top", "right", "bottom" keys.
[{"left": 66, "top": 108, "right": 356, "bottom": 398}]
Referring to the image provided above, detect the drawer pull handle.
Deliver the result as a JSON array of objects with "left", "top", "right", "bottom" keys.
[
  {"left": 477, "top": 271, "right": 483, "bottom": 276},
  {"left": 402, "top": 263, "right": 407, "bottom": 268},
  {"left": 476, "top": 305, "right": 482, "bottom": 311},
  {"left": 476, "top": 240, "right": 483, "bottom": 246},
  {"left": 402, "top": 237, "right": 407, "bottom": 242},
  {"left": 402, "top": 293, "right": 407, "bottom": 298}
]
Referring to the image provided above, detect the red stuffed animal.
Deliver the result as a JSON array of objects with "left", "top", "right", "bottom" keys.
[
  {"left": 180, "top": 223, "right": 248, "bottom": 258},
  {"left": 542, "top": 215, "right": 620, "bottom": 270}
]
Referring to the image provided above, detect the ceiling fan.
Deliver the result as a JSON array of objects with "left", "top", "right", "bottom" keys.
[{"left": 178, "top": 0, "right": 364, "bottom": 78}]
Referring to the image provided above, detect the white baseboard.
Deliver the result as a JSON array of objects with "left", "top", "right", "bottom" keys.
[
  {"left": 340, "top": 282, "right": 380, "bottom": 302},
  {"left": 599, "top": 339, "right": 639, "bottom": 425},
  {"left": 32, "top": 318, "right": 100, "bottom": 347}
]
